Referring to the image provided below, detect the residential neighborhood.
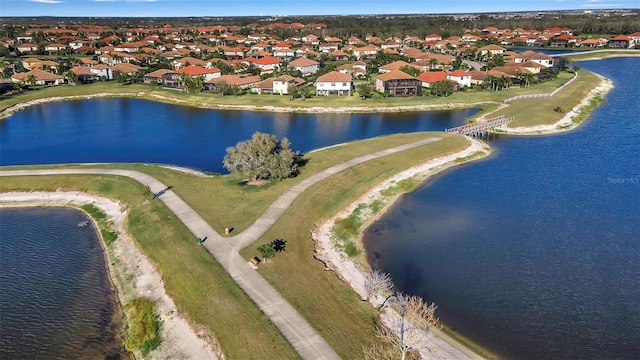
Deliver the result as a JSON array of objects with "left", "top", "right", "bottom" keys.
[{"left": 1, "top": 19, "right": 638, "bottom": 99}]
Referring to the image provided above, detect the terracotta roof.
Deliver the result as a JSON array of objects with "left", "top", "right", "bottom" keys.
[
  {"left": 79, "top": 57, "right": 98, "bottom": 65},
  {"left": 206, "top": 74, "right": 261, "bottom": 86},
  {"left": 479, "top": 44, "right": 507, "bottom": 51},
  {"left": 145, "top": 69, "right": 173, "bottom": 78},
  {"left": 70, "top": 66, "right": 94, "bottom": 76},
  {"left": 379, "top": 60, "right": 420, "bottom": 72},
  {"left": 316, "top": 71, "right": 352, "bottom": 83},
  {"left": 12, "top": 69, "right": 63, "bottom": 82},
  {"left": 289, "top": 57, "right": 319, "bottom": 67},
  {"left": 417, "top": 71, "right": 447, "bottom": 83},
  {"left": 330, "top": 50, "right": 349, "bottom": 57},
  {"left": 251, "top": 56, "right": 282, "bottom": 65},
  {"left": 376, "top": 70, "right": 416, "bottom": 81},
  {"left": 111, "top": 63, "right": 142, "bottom": 73},
  {"left": 175, "top": 65, "right": 221, "bottom": 76},
  {"left": 174, "top": 56, "right": 206, "bottom": 66},
  {"left": 448, "top": 70, "right": 470, "bottom": 77}
]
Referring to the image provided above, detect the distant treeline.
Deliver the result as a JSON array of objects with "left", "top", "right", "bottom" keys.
[{"left": 1, "top": 12, "right": 639, "bottom": 38}]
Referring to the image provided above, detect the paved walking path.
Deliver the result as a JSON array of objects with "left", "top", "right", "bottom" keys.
[
  {"left": 0, "top": 136, "right": 441, "bottom": 359},
  {"left": 229, "top": 137, "right": 441, "bottom": 249}
]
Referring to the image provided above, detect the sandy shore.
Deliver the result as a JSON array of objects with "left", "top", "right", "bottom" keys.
[
  {"left": 312, "top": 137, "right": 491, "bottom": 360},
  {"left": 0, "top": 191, "right": 220, "bottom": 360},
  {"left": 499, "top": 74, "right": 614, "bottom": 136}
]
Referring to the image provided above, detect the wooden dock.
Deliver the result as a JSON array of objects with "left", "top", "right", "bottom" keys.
[{"left": 446, "top": 116, "right": 514, "bottom": 136}]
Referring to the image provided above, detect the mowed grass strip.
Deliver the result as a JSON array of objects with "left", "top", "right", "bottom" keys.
[
  {"left": 0, "top": 174, "right": 298, "bottom": 360},
  {"left": 494, "top": 70, "right": 602, "bottom": 127},
  {"left": 240, "top": 134, "right": 471, "bottom": 359},
  {"left": 56, "top": 132, "right": 450, "bottom": 234}
]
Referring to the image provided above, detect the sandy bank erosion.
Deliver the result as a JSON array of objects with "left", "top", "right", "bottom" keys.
[
  {"left": 0, "top": 191, "right": 220, "bottom": 360},
  {"left": 312, "top": 138, "right": 490, "bottom": 360}
]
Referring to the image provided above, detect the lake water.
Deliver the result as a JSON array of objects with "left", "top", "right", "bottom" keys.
[
  {"left": 0, "top": 101, "right": 478, "bottom": 173},
  {"left": 0, "top": 207, "right": 128, "bottom": 359},
  {"left": 363, "top": 58, "right": 640, "bottom": 359}
]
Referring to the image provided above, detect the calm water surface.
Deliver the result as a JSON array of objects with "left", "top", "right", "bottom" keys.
[
  {"left": 364, "top": 58, "right": 640, "bottom": 359},
  {"left": 0, "top": 207, "right": 128, "bottom": 359},
  {"left": 0, "top": 101, "right": 477, "bottom": 172}
]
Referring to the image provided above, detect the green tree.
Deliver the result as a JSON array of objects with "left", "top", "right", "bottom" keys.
[
  {"left": 257, "top": 243, "right": 276, "bottom": 259},
  {"left": 223, "top": 132, "right": 303, "bottom": 182},
  {"left": 180, "top": 73, "right": 203, "bottom": 93},
  {"left": 399, "top": 65, "right": 421, "bottom": 77},
  {"left": 356, "top": 83, "right": 374, "bottom": 99},
  {"left": 430, "top": 80, "right": 455, "bottom": 97}
]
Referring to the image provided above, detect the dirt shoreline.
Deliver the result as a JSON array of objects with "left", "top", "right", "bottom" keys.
[
  {"left": 0, "top": 192, "right": 220, "bottom": 360},
  {"left": 312, "top": 137, "right": 491, "bottom": 359}
]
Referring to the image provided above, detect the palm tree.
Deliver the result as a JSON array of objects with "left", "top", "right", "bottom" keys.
[
  {"left": 428, "top": 58, "right": 438, "bottom": 70},
  {"left": 23, "top": 74, "right": 37, "bottom": 87}
]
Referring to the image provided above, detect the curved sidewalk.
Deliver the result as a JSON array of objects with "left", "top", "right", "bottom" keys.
[
  {"left": 0, "top": 135, "right": 441, "bottom": 359},
  {"left": 229, "top": 136, "right": 441, "bottom": 249}
]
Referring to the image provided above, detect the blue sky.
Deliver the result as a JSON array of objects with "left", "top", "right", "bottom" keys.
[{"left": 1, "top": 0, "right": 637, "bottom": 17}]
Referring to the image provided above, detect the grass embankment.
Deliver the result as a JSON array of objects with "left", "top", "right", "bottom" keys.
[
  {"left": 239, "top": 134, "right": 470, "bottom": 358},
  {"left": 123, "top": 297, "right": 162, "bottom": 355},
  {"left": 0, "top": 174, "right": 297, "bottom": 359},
  {"left": 80, "top": 203, "right": 118, "bottom": 245},
  {"left": 563, "top": 50, "right": 640, "bottom": 62},
  {"left": 0, "top": 132, "right": 471, "bottom": 359},
  {"left": 1, "top": 71, "right": 575, "bottom": 115},
  {"left": 493, "top": 69, "right": 602, "bottom": 128}
]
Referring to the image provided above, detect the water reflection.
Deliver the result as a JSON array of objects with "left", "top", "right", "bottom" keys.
[{"left": 1, "top": 99, "right": 479, "bottom": 172}]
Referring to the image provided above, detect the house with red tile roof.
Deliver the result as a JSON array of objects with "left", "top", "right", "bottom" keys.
[
  {"left": 447, "top": 70, "right": 472, "bottom": 88},
  {"left": 288, "top": 57, "right": 320, "bottom": 76},
  {"left": 251, "top": 75, "right": 304, "bottom": 95},
  {"left": 315, "top": 71, "right": 352, "bottom": 96},
  {"left": 111, "top": 63, "right": 143, "bottom": 76},
  {"left": 607, "top": 35, "right": 634, "bottom": 48},
  {"left": 352, "top": 44, "right": 378, "bottom": 59},
  {"left": 330, "top": 50, "right": 349, "bottom": 61},
  {"left": 246, "top": 56, "right": 282, "bottom": 74},
  {"left": 550, "top": 34, "right": 578, "bottom": 47},
  {"left": 12, "top": 69, "right": 65, "bottom": 86},
  {"left": 175, "top": 65, "right": 221, "bottom": 81},
  {"left": 205, "top": 74, "right": 261, "bottom": 89},
  {"left": 172, "top": 56, "right": 208, "bottom": 69},
  {"left": 417, "top": 71, "right": 447, "bottom": 88},
  {"left": 142, "top": 69, "right": 173, "bottom": 84},
  {"left": 425, "top": 34, "right": 442, "bottom": 42},
  {"left": 274, "top": 48, "right": 296, "bottom": 60},
  {"left": 478, "top": 44, "right": 507, "bottom": 56},
  {"left": 378, "top": 60, "right": 421, "bottom": 74}
]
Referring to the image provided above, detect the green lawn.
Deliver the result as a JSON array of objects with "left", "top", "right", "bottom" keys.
[
  {"left": 491, "top": 70, "right": 602, "bottom": 127},
  {"left": 564, "top": 50, "right": 640, "bottom": 62},
  {"left": 0, "top": 132, "right": 473, "bottom": 359}
]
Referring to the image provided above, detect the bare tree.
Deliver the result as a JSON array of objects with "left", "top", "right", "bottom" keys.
[
  {"left": 375, "top": 293, "right": 441, "bottom": 360},
  {"left": 363, "top": 269, "right": 393, "bottom": 302}
]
